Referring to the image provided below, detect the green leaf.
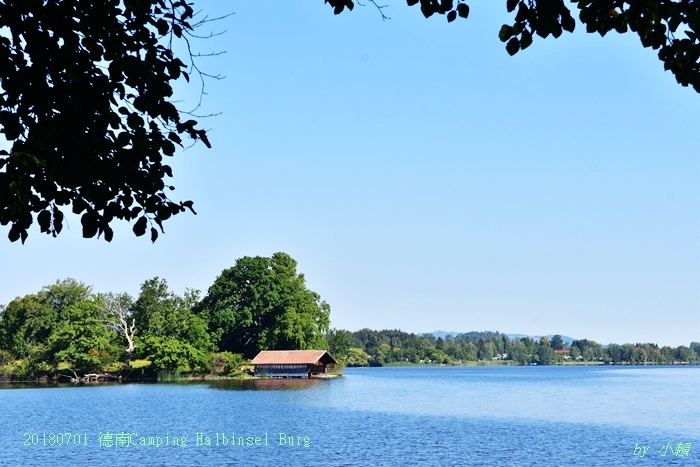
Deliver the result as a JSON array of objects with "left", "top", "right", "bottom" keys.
[
  {"left": 72, "top": 198, "right": 88, "bottom": 215},
  {"left": 157, "top": 206, "right": 172, "bottom": 221},
  {"left": 8, "top": 225, "right": 20, "bottom": 242},
  {"left": 53, "top": 207, "right": 64, "bottom": 235},
  {"left": 38, "top": 210, "right": 51, "bottom": 233},
  {"left": 116, "top": 132, "right": 131, "bottom": 148},
  {"left": 103, "top": 225, "right": 114, "bottom": 242},
  {"left": 506, "top": 37, "right": 520, "bottom": 56},
  {"left": 552, "top": 23, "right": 563, "bottom": 38},
  {"left": 520, "top": 29, "right": 533, "bottom": 49},
  {"left": 447, "top": 10, "right": 457, "bottom": 22},
  {"left": 181, "top": 200, "right": 197, "bottom": 215},
  {"left": 162, "top": 140, "right": 176, "bottom": 156},
  {"left": 507, "top": 0, "right": 518, "bottom": 13},
  {"left": 515, "top": 2, "right": 528, "bottom": 22},
  {"left": 457, "top": 3, "right": 469, "bottom": 19},
  {"left": 133, "top": 216, "right": 147, "bottom": 237},
  {"left": 156, "top": 19, "right": 169, "bottom": 36},
  {"left": 127, "top": 113, "right": 143, "bottom": 130},
  {"left": 407, "top": 0, "right": 419, "bottom": 5},
  {"left": 168, "top": 132, "right": 182, "bottom": 144},
  {"left": 614, "top": 20, "right": 627, "bottom": 34},
  {"left": 55, "top": 191, "right": 70, "bottom": 206},
  {"left": 200, "top": 132, "right": 211, "bottom": 149},
  {"left": 2, "top": 118, "right": 23, "bottom": 140},
  {"left": 562, "top": 14, "right": 576, "bottom": 33},
  {"left": 81, "top": 212, "right": 98, "bottom": 238},
  {"left": 499, "top": 25, "right": 514, "bottom": 42},
  {"left": 151, "top": 227, "right": 158, "bottom": 243}
]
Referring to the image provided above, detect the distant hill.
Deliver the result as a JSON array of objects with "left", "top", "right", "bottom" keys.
[
  {"left": 425, "top": 331, "right": 463, "bottom": 339},
  {"left": 426, "top": 330, "right": 575, "bottom": 345},
  {"left": 425, "top": 330, "right": 501, "bottom": 340},
  {"left": 506, "top": 334, "right": 576, "bottom": 346}
]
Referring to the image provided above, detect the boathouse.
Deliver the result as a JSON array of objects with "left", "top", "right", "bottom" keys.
[{"left": 251, "top": 350, "right": 337, "bottom": 378}]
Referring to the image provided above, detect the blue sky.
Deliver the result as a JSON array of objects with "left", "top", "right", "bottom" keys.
[{"left": 1, "top": 1, "right": 698, "bottom": 346}]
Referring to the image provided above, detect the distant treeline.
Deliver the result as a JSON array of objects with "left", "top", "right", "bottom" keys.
[
  {"left": 2, "top": 265, "right": 698, "bottom": 382},
  {"left": 325, "top": 329, "right": 700, "bottom": 366}
]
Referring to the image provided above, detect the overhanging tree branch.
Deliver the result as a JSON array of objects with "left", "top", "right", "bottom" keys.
[
  {"left": 327, "top": 0, "right": 700, "bottom": 92},
  {"left": 0, "top": 0, "right": 225, "bottom": 243}
]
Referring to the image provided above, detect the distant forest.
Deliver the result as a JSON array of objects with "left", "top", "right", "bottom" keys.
[
  {"left": 1, "top": 260, "right": 698, "bottom": 381},
  {"left": 325, "top": 329, "right": 700, "bottom": 367}
]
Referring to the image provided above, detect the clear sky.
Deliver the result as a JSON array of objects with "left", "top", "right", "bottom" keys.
[{"left": 1, "top": 1, "right": 698, "bottom": 347}]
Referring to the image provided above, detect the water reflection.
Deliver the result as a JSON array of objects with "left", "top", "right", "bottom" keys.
[
  {"left": 0, "top": 381, "right": 126, "bottom": 390},
  {"left": 0, "top": 378, "right": 328, "bottom": 391},
  {"left": 207, "top": 378, "right": 323, "bottom": 391}
]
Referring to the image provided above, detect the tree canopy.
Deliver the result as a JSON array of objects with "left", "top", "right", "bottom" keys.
[
  {"left": 0, "top": 279, "right": 120, "bottom": 374},
  {"left": 1, "top": 0, "right": 698, "bottom": 242},
  {"left": 132, "top": 277, "right": 212, "bottom": 371},
  {"left": 0, "top": 0, "right": 209, "bottom": 243},
  {"left": 325, "top": 328, "right": 700, "bottom": 366},
  {"left": 0, "top": 252, "right": 334, "bottom": 379},
  {"left": 196, "top": 252, "right": 331, "bottom": 358}
]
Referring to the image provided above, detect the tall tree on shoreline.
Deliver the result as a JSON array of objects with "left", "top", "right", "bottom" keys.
[
  {"left": 197, "top": 252, "right": 330, "bottom": 358},
  {"left": 132, "top": 278, "right": 212, "bottom": 372}
]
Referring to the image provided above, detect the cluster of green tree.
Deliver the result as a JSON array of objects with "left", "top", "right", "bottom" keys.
[
  {"left": 326, "top": 329, "right": 700, "bottom": 366},
  {"left": 0, "top": 252, "right": 330, "bottom": 380}
]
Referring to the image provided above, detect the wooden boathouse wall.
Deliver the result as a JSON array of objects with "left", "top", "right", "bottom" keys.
[{"left": 251, "top": 350, "right": 337, "bottom": 378}]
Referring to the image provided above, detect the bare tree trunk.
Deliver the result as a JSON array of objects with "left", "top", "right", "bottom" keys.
[{"left": 102, "top": 293, "right": 137, "bottom": 367}]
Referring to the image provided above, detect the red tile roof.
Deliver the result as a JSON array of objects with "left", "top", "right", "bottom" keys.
[{"left": 252, "top": 350, "right": 337, "bottom": 365}]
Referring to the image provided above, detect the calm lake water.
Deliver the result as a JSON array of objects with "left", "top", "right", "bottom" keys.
[{"left": 1, "top": 366, "right": 698, "bottom": 466}]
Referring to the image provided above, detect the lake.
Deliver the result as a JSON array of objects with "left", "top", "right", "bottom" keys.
[{"left": 1, "top": 366, "right": 698, "bottom": 465}]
